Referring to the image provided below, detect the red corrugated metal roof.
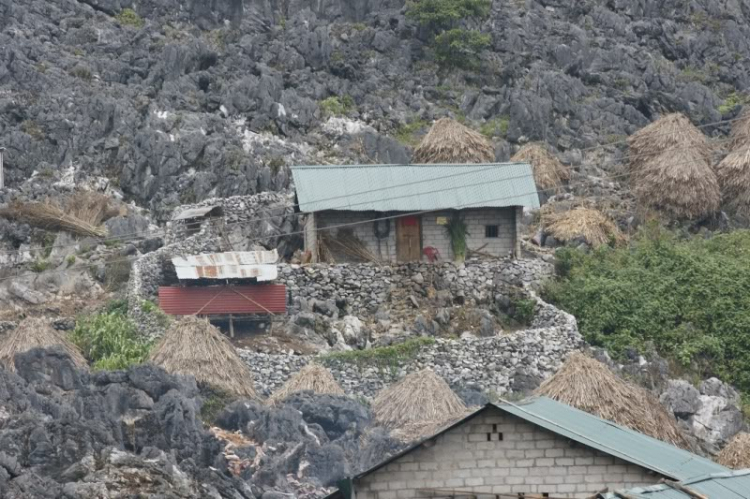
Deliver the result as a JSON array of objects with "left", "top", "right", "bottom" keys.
[{"left": 158, "top": 285, "right": 287, "bottom": 316}]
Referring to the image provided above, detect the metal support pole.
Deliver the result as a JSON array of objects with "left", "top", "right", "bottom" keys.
[{"left": 0, "top": 147, "right": 5, "bottom": 189}]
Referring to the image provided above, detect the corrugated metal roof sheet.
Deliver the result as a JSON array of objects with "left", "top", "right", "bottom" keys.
[
  {"left": 290, "top": 163, "right": 539, "bottom": 213},
  {"left": 600, "top": 470, "right": 750, "bottom": 498},
  {"left": 172, "top": 204, "right": 222, "bottom": 221},
  {"left": 158, "top": 285, "right": 287, "bottom": 315},
  {"left": 499, "top": 397, "right": 729, "bottom": 481},
  {"left": 172, "top": 251, "right": 279, "bottom": 282}
]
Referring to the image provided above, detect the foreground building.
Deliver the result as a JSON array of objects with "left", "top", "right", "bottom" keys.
[
  {"left": 291, "top": 163, "right": 539, "bottom": 263},
  {"left": 326, "top": 397, "right": 728, "bottom": 499}
]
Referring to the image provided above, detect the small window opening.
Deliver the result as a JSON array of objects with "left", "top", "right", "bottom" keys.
[
  {"left": 498, "top": 432, "right": 504, "bottom": 441},
  {"left": 486, "top": 433, "right": 492, "bottom": 441},
  {"left": 485, "top": 225, "right": 499, "bottom": 238},
  {"left": 492, "top": 424, "right": 497, "bottom": 432},
  {"left": 542, "top": 494, "right": 550, "bottom": 498}
]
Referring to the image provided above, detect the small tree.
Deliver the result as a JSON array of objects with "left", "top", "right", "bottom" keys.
[
  {"left": 406, "top": 0, "right": 491, "bottom": 30},
  {"left": 434, "top": 29, "right": 491, "bottom": 69},
  {"left": 444, "top": 213, "right": 469, "bottom": 262}
]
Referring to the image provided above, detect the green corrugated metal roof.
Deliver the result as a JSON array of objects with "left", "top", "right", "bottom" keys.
[
  {"left": 290, "top": 163, "right": 539, "bottom": 213},
  {"left": 499, "top": 397, "right": 729, "bottom": 481},
  {"left": 599, "top": 470, "right": 750, "bottom": 498}
]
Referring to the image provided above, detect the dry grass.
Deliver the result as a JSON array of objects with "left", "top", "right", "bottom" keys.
[
  {"left": 537, "top": 353, "right": 689, "bottom": 448},
  {"left": 372, "top": 368, "right": 468, "bottom": 437},
  {"left": 0, "top": 200, "right": 107, "bottom": 237},
  {"left": 413, "top": 118, "right": 495, "bottom": 164},
  {"left": 321, "top": 230, "right": 381, "bottom": 263},
  {"left": 149, "top": 316, "right": 259, "bottom": 399},
  {"left": 0, "top": 317, "right": 87, "bottom": 372},
  {"left": 66, "top": 191, "right": 122, "bottom": 226},
  {"left": 716, "top": 432, "right": 750, "bottom": 469},
  {"left": 268, "top": 363, "right": 345, "bottom": 404},
  {"left": 728, "top": 108, "right": 750, "bottom": 150},
  {"left": 511, "top": 143, "right": 569, "bottom": 190},
  {"left": 628, "top": 113, "right": 713, "bottom": 174},
  {"left": 634, "top": 147, "right": 721, "bottom": 220},
  {"left": 544, "top": 207, "right": 625, "bottom": 248}
]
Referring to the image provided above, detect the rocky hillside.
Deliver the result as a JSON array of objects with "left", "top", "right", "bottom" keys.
[{"left": 2, "top": 0, "right": 750, "bottom": 216}]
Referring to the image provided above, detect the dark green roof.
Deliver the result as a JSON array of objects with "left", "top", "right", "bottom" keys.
[{"left": 599, "top": 469, "right": 750, "bottom": 498}]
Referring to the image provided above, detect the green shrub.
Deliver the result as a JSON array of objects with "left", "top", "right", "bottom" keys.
[
  {"left": 320, "top": 337, "right": 435, "bottom": 369},
  {"left": 200, "top": 386, "right": 236, "bottom": 424},
  {"left": 116, "top": 8, "right": 144, "bottom": 28},
  {"left": 480, "top": 116, "right": 510, "bottom": 138},
  {"left": 319, "top": 95, "right": 355, "bottom": 117},
  {"left": 406, "top": 0, "right": 491, "bottom": 30},
  {"left": 30, "top": 259, "right": 50, "bottom": 273},
  {"left": 544, "top": 228, "right": 750, "bottom": 391},
  {"left": 394, "top": 119, "right": 429, "bottom": 146},
  {"left": 718, "top": 91, "right": 750, "bottom": 115},
  {"left": 510, "top": 298, "right": 536, "bottom": 326},
  {"left": 71, "top": 312, "right": 152, "bottom": 370},
  {"left": 434, "top": 29, "right": 490, "bottom": 69}
]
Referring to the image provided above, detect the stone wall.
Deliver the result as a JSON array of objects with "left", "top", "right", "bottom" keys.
[
  {"left": 355, "top": 407, "right": 658, "bottom": 499},
  {"left": 314, "top": 208, "right": 517, "bottom": 263},
  {"left": 278, "top": 258, "right": 555, "bottom": 316},
  {"left": 240, "top": 295, "right": 582, "bottom": 398}
]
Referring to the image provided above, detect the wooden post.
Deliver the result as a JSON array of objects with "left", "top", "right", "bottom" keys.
[
  {"left": 229, "top": 314, "right": 235, "bottom": 338},
  {"left": 0, "top": 147, "right": 5, "bottom": 190}
]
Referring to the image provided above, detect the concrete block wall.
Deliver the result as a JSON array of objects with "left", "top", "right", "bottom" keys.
[
  {"left": 316, "top": 208, "right": 517, "bottom": 263},
  {"left": 355, "top": 407, "right": 659, "bottom": 499},
  {"left": 317, "top": 210, "right": 397, "bottom": 261}
]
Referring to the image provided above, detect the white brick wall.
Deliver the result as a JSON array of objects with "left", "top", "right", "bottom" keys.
[
  {"left": 312, "top": 208, "right": 517, "bottom": 263},
  {"left": 355, "top": 407, "right": 660, "bottom": 499}
]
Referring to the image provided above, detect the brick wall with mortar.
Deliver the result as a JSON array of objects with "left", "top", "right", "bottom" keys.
[
  {"left": 315, "top": 208, "right": 517, "bottom": 263},
  {"left": 355, "top": 407, "right": 659, "bottom": 499}
]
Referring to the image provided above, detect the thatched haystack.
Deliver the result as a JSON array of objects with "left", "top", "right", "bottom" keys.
[
  {"left": 634, "top": 147, "right": 721, "bottom": 220},
  {"left": 268, "top": 363, "right": 345, "bottom": 404},
  {"left": 412, "top": 118, "right": 495, "bottom": 164},
  {"left": 149, "top": 316, "right": 258, "bottom": 399},
  {"left": 628, "top": 113, "right": 713, "bottom": 173},
  {"left": 537, "top": 353, "right": 689, "bottom": 448},
  {"left": 0, "top": 200, "right": 107, "bottom": 237},
  {"left": 716, "top": 147, "right": 750, "bottom": 216},
  {"left": 728, "top": 108, "right": 750, "bottom": 150},
  {"left": 0, "top": 317, "right": 87, "bottom": 372},
  {"left": 372, "top": 368, "right": 468, "bottom": 440},
  {"left": 544, "top": 207, "right": 625, "bottom": 248},
  {"left": 717, "top": 432, "right": 750, "bottom": 469},
  {"left": 511, "top": 143, "right": 570, "bottom": 190},
  {"left": 66, "top": 191, "right": 122, "bottom": 227}
]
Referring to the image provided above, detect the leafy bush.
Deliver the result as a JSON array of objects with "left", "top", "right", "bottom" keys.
[
  {"left": 406, "top": 0, "right": 491, "bottom": 30},
  {"left": 480, "top": 116, "right": 510, "bottom": 138},
  {"left": 319, "top": 95, "right": 355, "bottom": 117},
  {"left": 444, "top": 213, "right": 469, "bottom": 262},
  {"left": 72, "top": 312, "right": 152, "bottom": 371},
  {"left": 116, "top": 8, "right": 144, "bottom": 28},
  {"left": 510, "top": 298, "right": 536, "bottom": 326},
  {"left": 434, "top": 29, "right": 490, "bottom": 69},
  {"left": 544, "top": 228, "right": 750, "bottom": 390},
  {"left": 30, "top": 259, "right": 50, "bottom": 273},
  {"left": 320, "top": 337, "right": 435, "bottom": 369},
  {"left": 394, "top": 119, "right": 429, "bottom": 146}
]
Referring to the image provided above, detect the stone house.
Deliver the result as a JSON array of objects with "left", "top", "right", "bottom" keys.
[
  {"left": 326, "top": 397, "right": 728, "bottom": 499},
  {"left": 290, "top": 163, "right": 539, "bottom": 263}
]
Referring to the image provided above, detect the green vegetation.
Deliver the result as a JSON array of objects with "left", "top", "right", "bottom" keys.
[
  {"left": 21, "top": 120, "right": 44, "bottom": 140},
  {"left": 72, "top": 312, "right": 152, "bottom": 370},
  {"left": 405, "top": 0, "right": 491, "bottom": 69},
  {"left": 510, "top": 298, "right": 536, "bottom": 326},
  {"left": 394, "top": 119, "right": 429, "bottom": 146},
  {"left": 480, "top": 116, "right": 510, "bottom": 138},
  {"left": 30, "top": 259, "right": 50, "bottom": 273},
  {"left": 70, "top": 66, "right": 93, "bottom": 81},
  {"left": 321, "top": 337, "right": 435, "bottom": 370},
  {"left": 718, "top": 91, "right": 750, "bottom": 115},
  {"left": 444, "top": 214, "right": 469, "bottom": 262},
  {"left": 319, "top": 95, "right": 356, "bottom": 117},
  {"left": 139, "top": 299, "right": 171, "bottom": 328},
  {"left": 66, "top": 255, "right": 76, "bottom": 266},
  {"left": 116, "top": 8, "right": 144, "bottom": 28},
  {"left": 200, "top": 386, "right": 236, "bottom": 424},
  {"left": 434, "top": 29, "right": 491, "bottom": 69},
  {"left": 544, "top": 227, "right": 750, "bottom": 391},
  {"left": 406, "top": 0, "right": 491, "bottom": 30}
]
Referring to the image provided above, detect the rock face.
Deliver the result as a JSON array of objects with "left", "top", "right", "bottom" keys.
[
  {"left": 2, "top": 0, "right": 750, "bottom": 217},
  {"left": 0, "top": 348, "right": 399, "bottom": 498}
]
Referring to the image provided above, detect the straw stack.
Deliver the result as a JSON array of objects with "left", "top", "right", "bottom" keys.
[
  {"left": 544, "top": 207, "right": 625, "bottom": 248},
  {"left": 372, "top": 368, "right": 469, "bottom": 441},
  {"left": 0, "top": 317, "right": 87, "bottom": 372},
  {"left": 716, "top": 432, "right": 750, "bottom": 469},
  {"left": 511, "top": 143, "right": 569, "bottom": 190},
  {"left": 413, "top": 118, "right": 495, "bottom": 164},
  {"left": 716, "top": 108, "right": 750, "bottom": 216},
  {"left": 537, "top": 353, "right": 689, "bottom": 448},
  {"left": 149, "top": 316, "right": 258, "bottom": 399},
  {"left": 268, "top": 363, "right": 345, "bottom": 404}
]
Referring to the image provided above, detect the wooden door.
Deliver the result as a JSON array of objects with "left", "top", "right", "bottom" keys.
[{"left": 397, "top": 216, "right": 421, "bottom": 261}]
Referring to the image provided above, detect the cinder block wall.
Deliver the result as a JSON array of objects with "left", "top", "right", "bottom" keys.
[
  {"left": 316, "top": 208, "right": 517, "bottom": 263},
  {"left": 355, "top": 408, "right": 659, "bottom": 499}
]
